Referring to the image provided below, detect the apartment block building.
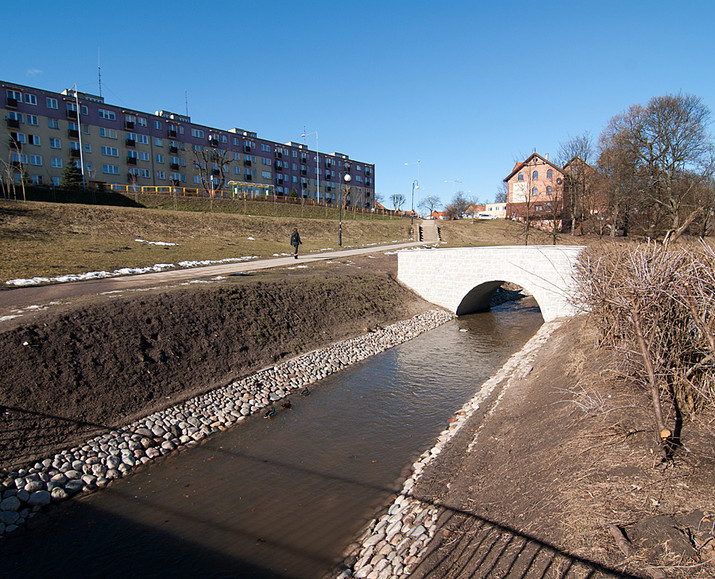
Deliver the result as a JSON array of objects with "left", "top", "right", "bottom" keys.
[{"left": 1, "top": 80, "right": 375, "bottom": 208}]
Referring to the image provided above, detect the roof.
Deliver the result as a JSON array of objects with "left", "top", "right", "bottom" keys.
[{"left": 503, "top": 152, "right": 564, "bottom": 183}]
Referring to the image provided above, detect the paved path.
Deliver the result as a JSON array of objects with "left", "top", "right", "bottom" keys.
[{"left": 0, "top": 241, "right": 424, "bottom": 316}]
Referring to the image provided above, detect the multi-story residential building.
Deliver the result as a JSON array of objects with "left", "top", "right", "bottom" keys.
[{"left": 1, "top": 80, "right": 375, "bottom": 208}]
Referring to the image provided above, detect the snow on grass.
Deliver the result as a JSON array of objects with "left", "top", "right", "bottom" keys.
[
  {"left": 5, "top": 256, "right": 259, "bottom": 287},
  {"left": 134, "top": 238, "right": 178, "bottom": 246}
]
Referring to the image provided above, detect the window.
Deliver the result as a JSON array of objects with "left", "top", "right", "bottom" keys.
[
  {"left": 12, "top": 133, "right": 27, "bottom": 144},
  {"left": 126, "top": 132, "right": 137, "bottom": 142},
  {"left": 532, "top": 170, "right": 538, "bottom": 180},
  {"left": 26, "top": 115, "right": 38, "bottom": 126},
  {"left": 191, "top": 128, "right": 204, "bottom": 138},
  {"left": 138, "top": 117, "right": 147, "bottom": 127},
  {"left": 262, "top": 158, "right": 272, "bottom": 166},
  {"left": 221, "top": 135, "right": 227, "bottom": 143},
  {"left": 6, "top": 89, "right": 21, "bottom": 101},
  {"left": 24, "top": 93, "right": 37, "bottom": 105},
  {"left": 156, "top": 170, "right": 165, "bottom": 180},
  {"left": 137, "top": 134, "right": 149, "bottom": 145},
  {"left": 154, "top": 120, "right": 162, "bottom": 130},
  {"left": 154, "top": 138, "right": 163, "bottom": 147},
  {"left": 52, "top": 177, "right": 61, "bottom": 186},
  {"left": 68, "top": 121, "right": 79, "bottom": 131},
  {"left": 8, "top": 111, "right": 22, "bottom": 123},
  {"left": 98, "top": 109, "right": 116, "bottom": 120},
  {"left": 170, "top": 156, "right": 180, "bottom": 165},
  {"left": 101, "top": 146, "right": 119, "bottom": 157},
  {"left": 194, "top": 176, "right": 202, "bottom": 184},
  {"left": 517, "top": 173, "right": 524, "bottom": 181},
  {"left": 262, "top": 171, "right": 272, "bottom": 179},
  {"left": 139, "top": 152, "right": 149, "bottom": 161},
  {"left": 261, "top": 144, "right": 271, "bottom": 152},
  {"left": 28, "top": 135, "right": 40, "bottom": 145},
  {"left": 84, "top": 143, "right": 91, "bottom": 153},
  {"left": 233, "top": 152, "right": 240, "bottom": 160},
  {"left": 546, "top": 169, "right": 553, "bottom": 179},
  {"left": 48, "top": 118, "right": 59, "bottom": 129},
  {"left": 128, "top": 167, "right": 139, "bottom": 176},
  {"left": 31, "top": 175, "right": 43, "bottom": 185},
  {"left": 125, "top": 115, "right": 136, "bottom": 124},
  {"left": 127, "top": 150, "right": 138, "bottom": 159},
  {"left": 234, "top": 167, "right": 240, "bottom": 175},
  {"left": 51, "top": 157, "right": 63, "bottom": 168},
  {"left": 99, "top": 127, "right": 117, "bottom": 139},
  {"left": 140, "top": 168, "right": 150, "bottom": 178},
  {"left": 70, "top": 141, "right": 80, "bottom": 151},
  {"left": 102, "top": 164, "right": 119, "bottom": 175},
  {"left": 49, "top": 138, "right": 61, "bottom": 149},
  {"left": 233, "top": 137, "right": 239, "bottom": 146},
  {"left": 29, "top": 155, "right": 42, "bottom": 166},
  {"left": 169, "top": 172, "right": 181, "bottom": 181},
  {"left": 11, "top": 152, "right": 28, "bottom": 164},
  {"left": 546, "top": 186, "right": 553, "bottom": 195},
  {"left": 531, "top": 187, "right": 538, "bottom": 197},
  {"left": 156, "top": 153, "right": 164, "bottom": 163}
]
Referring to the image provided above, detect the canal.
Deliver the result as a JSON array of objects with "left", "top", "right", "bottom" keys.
[{"left": 3, "top": 300, "right": 543, "bottom": 578}]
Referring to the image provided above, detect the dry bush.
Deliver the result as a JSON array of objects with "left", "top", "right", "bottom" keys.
[{"left": 574, "top": 241, "right": 715, "bottom": 449}]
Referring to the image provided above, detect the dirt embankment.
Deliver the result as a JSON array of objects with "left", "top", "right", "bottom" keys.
[{"left": 0, "top": 258, "right": 431, "bottom": 473}]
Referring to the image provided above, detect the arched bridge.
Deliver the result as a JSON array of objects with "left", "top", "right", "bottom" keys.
[{"left": 397, "top": 246, "right": 585, "bottom": 322}]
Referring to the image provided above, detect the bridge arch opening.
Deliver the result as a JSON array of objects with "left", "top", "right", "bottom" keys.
[{"left": 455, "top": 280, "right": 543, "bottom": 318}]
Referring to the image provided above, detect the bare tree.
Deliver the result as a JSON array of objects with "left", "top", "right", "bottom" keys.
[
  {"left": 495, "top": 182, "right": 508, "bottom": 203},
  {"left": 597, "top": 93, "right": 714, "bottom": 239},
  {"left": 558, "top": 133, "right": 596, "bottom": 235},
  {"left": 421, "top": 195, "right": 441, "bottom": 216},
  {"left": 390, "top": 193, "right": 406, "bottom": 212},
  {"left": 444, "top": 191, "right": 469, "bottom": 220}
]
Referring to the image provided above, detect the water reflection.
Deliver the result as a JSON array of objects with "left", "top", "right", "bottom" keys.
[{"left": 4, "top": 300, "right": 543, "bottom": 578}]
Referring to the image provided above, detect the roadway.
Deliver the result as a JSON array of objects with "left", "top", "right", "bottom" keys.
[{"left": 0, "top": 241, "right": 426, "bottom": 318}]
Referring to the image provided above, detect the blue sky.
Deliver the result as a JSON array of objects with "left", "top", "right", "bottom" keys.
[{"left": 5, "top": 0, "right": 715, "bottom": 210}]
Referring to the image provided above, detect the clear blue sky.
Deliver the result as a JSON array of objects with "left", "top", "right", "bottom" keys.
[{"left": 5, "top": 0, "right": 715, "bottom": 210}]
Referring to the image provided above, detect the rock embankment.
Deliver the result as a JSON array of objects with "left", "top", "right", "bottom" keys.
[
  {"left": 0, "top": 309, "right": 454, "bottom": 538},
  {"left": 337, "top": 320, "right": 563, "bottom": 578}
]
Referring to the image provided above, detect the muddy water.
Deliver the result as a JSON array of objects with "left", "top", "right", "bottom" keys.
[{"left": 4, "top": 300, "right": 542, "bottom": 578}]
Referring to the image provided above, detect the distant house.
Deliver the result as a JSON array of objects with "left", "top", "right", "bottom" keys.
[
  {"left": 430, "top": 210, "right": 448, "bottom": 220},
  {"left": 465, "top": 204, "right": 486, "bottom": 218},
  {"left": 504, "top": 153, "right": 564, "bottom": 225},
  {"left": 482, "top": 203, "right": 506, "bottom": 219}
]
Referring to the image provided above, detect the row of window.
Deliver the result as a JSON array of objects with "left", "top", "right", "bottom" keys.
[{"left": 517, "top": 169, "right": 555, "bottom": 181}]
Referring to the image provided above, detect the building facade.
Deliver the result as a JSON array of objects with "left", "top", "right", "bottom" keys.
[
  {"left": 503, "top": 152, "right": 564, "bottom": 222},
  {"left": 2, "top": 80, "right": 375, "bottom": 208}
]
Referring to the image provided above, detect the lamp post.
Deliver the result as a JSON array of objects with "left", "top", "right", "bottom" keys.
[
  {"left": 410, "top": 179, "right": 419, "bottom": 226},
  {"left": 340, "top": 163, "right": 351, "bottom": 247},
  {"left": 301, "top": 130, "right": 319, "bottom": 204},
  {"left": 404, "top": 159, "right": 421, "bottom": 216}
]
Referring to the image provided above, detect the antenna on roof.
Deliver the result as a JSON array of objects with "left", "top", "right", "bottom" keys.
[
  {"left": 185, "top": 90, "right": 189, "bottom": 117},
  {"left": 97, "top": 48, "right": 102, "bottom": 97}
]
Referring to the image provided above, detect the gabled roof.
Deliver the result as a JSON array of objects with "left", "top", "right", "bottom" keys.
[{"left": 503, "top": 152, "right": 564, "bottom": 182}]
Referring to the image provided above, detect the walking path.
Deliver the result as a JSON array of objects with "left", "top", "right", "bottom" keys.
[{"left": 0, "top": 241, "right": 426, "bottom": 318}]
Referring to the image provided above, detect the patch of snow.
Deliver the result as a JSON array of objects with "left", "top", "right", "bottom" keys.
[
  {"left": 135, "top": 238, "right": 178, "bottom": 246},
  {"left": 0, "top": 315, "right": 22, "bottom": 322},
  {"left": 247, "top": 236, "right": 255, "bottom": 240}
]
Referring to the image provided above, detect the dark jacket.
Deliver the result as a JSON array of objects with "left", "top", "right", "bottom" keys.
[{"left": 290, "top": 231, "right": 301, "bottom": 246}]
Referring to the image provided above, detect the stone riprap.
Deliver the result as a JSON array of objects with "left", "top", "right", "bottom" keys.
[
  {"left": 337, "top": 320, "right": 564, "bottom": 578},
  {"left": 0, "top": 309, "right": 454, "bottom": 539}
]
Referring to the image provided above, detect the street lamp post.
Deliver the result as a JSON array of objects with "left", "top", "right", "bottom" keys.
[
  {"left": 410, "top": 179, "right": 419, "bottom": 227},
  {"left": 404, "top": 160, "right": 421, "bottom": 216},
  {"left": 340, "top": 163, "right": 351, "bottom": 247}
]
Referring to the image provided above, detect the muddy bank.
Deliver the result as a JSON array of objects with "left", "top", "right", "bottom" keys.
[{"left": 0, "top": 266, "right": 432, "bottom": 473}]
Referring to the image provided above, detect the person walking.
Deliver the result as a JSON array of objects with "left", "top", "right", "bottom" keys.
[{"left": 290, "top": 228, "right": 302, "bottom": 259}]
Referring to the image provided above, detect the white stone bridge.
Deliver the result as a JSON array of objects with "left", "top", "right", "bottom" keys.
[{"left": 397, "top": 246, "right": 585, "bottom": 322}]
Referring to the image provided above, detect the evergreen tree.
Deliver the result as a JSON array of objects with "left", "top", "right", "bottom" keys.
[{"left": 61, "top": 156, "right": 83, "bottom": 189}]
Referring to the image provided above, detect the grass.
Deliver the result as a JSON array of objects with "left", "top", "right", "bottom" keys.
[{"left": 0, "top": 197, "right": 585, "bottom": 284}]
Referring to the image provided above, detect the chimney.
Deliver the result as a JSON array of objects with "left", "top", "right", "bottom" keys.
[{"left": 546, "top": 153, "right": 549, "bottom": 161}]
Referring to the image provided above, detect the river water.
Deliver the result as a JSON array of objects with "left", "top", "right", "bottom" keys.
[{"left": 4, "top": 300, "right": 543, "bottom": 578}]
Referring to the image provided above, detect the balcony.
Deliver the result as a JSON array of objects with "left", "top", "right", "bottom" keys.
[
  {"left": 169, "top": 146, "right": 178, "bottom": 154},
  {"left": 171, "top": 163, "right": 180, "bottom": 170},
  {"left": 300, "top": 169, "right": 307, "bottom": 176},
  {"left": 275, "top": 151, "right": 282, "bottom": 159},
  {"left": 6, "top": 97, "right": 18, "bottom": 109},
  {"left": 243, "top": 145, "right": 251, "bottom": 153},
  {"left": 66, "top": 110, "right": 77, "bottom": 120},
  {"left": 68, "top": 129, "right": 79, "bottom": 138},
  {"left": 211, "top": 169, "right": 220, "bottom": 176},
  {"left": 127, "top": 157, "right": 137, "bottom": 165},
  {"left": 70, "top": 149, "right": 80, "bottom": 158},
  {"left": 244, "top": 174, "right": 253, "bottom": 181},
  {"left": 125, "top": 138, "right": 136, "bottom": 147},
  {"left": 275, "top": 178, "right": 284, "bottom": 185},
  {"left": 168, "top": 129, "right": 177, "bottom": 138},
  {"left": 243, "top": 159, "right": 252, "bottom": 167},
  {"left": 6, "top": 118, "right": 19, "bottom": 129},
  {"left": 125, "top": 121, "right": 135, "bottom": 130},
  {"left": 8, "top": 138, "right": 21, "bottom": 151}
]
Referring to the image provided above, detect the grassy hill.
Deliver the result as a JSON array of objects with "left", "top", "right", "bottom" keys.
[{"left": 0, "top": 197, "right": 572, "bottom": 283}]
